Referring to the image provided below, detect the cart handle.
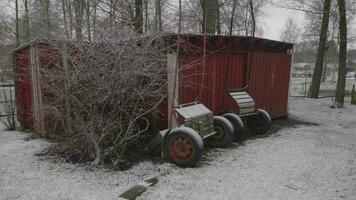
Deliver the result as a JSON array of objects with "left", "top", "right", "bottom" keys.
[{"left": 174, "top": 101, "right": 200, "bottom": 108}]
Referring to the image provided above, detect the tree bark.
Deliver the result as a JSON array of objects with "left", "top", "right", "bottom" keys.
[
  {"left": 67, "top": 0, "right": 74, "bottom": 38},
  {"left": 86, "top": 0, "right": 91, "bottom": 41},
  {"left": 40, "top": 0, "right": 51, "bottom": 36},
  {"left": 216, "top": 4, "right": 221, "bottom": 34},
  {"left": 15, "top": 0, "right": 19, "bottom": 47},
  {"left": 155, "top": 0, "right": 162, "bottom": 32},
  {"left": 201, "top": 0, "right": 219, "bottom": 34},
  {"left": 61, "top": 0, "right": 69, "bottom": 37},
  {"left": 308, "top": 0, "right": 332, "bottom": 98},
  {"left": 333, "top": 0, "right": 347, "bottom": 107},
  {"left": 74, "top": 0, "right": 84, "bottom": 41},
  {"left": 135, "top": 0, "right": 143, "bottom": 33},
  {"left": 92, "top": 0, "right": 97, "bottom": 41},
  {"left": 24, "top": 0, "right": 31, "bottom": 42}
]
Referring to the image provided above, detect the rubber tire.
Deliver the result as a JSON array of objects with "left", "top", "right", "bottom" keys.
[
  {"left": 223, "top": 113, "right": 244, "bottom": 141},
  {"left": 206, "top": 116, "right": 234, "bottom": 148},
  {"left": 163, "top": 127, "right": 204, "bottom": 167},
  {"left": 246, "top": 109, "right": 271, "bottom": 135}
]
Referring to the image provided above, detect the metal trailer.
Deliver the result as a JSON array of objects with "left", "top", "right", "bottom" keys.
[{"left": 145, "top": 102, "right": 234, "bottom": 167}]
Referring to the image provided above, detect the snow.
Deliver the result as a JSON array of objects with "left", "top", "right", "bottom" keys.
[
  {"left": 138, "top": 97, "right": 356, "bottom": 200},
  {"left": 1, "top": 97, "right": 356, "bottom": 200},
  {"left": 0, "top": 130, "right": 172, "bottom": 200}
]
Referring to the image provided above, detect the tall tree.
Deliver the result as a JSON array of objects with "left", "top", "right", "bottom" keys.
[
  {"left": 308, "top": 0, "right": 332, "bottom": 98},
  {"left": 333, "top": 0, "right": 347, "bottom": 107}
]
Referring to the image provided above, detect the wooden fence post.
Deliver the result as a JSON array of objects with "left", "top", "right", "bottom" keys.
[{"left": 351, "top": 85, "right": 356, "bottom": 105}]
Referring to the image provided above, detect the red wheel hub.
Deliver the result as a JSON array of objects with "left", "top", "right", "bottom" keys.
[{"left": 170, "top": 136, "right": 193, "bottom": 161}]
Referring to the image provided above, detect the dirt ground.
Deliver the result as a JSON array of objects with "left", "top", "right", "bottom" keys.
[{"left": 1, "top": 97, "right": 356, "bottom": 200}]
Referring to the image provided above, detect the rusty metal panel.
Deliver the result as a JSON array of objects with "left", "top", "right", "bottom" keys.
[
  {"left": 13, "top": 47, "right": 34, "bottom": 130},
  {"left": 177, "top": 51, "right": 291, "bottom": 120},
  {"left": 249, "top": 52, "right": 292, "bottom": 118},
  {"left": 178, "top": 53, "right": 247, "bottom": 115}
]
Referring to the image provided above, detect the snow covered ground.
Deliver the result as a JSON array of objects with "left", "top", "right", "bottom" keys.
[
  {"left": 1, "top": 97, "right": 356, "bottom": 200},
  {"left": 0, "top": 131, "right": 172, "bottom": 200}
]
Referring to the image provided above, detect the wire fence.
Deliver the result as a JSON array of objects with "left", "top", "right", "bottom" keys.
[{"left": 289, "top": 76, "right": 356, "bottom": 98}]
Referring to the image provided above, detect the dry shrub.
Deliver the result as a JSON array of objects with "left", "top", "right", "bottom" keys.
[{"left": 41, "top": 34, "right": 167, "bottom": 167}]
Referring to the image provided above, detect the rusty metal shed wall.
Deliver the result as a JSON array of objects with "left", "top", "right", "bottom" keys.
[
  {"left": 174, "top": 34, "right": 293, "bottom": 120},
  {"left": 13, "top": 47, "right": 34, "bottom": 130}
]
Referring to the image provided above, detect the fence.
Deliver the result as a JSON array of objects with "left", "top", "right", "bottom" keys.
[
  {"left": 290, "top": 76, "right": 356, "bottom": 98},
  {"left": 0, "top": 81, "right": 16, "bottom": 129}
]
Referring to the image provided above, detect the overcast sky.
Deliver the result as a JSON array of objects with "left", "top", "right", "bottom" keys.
[
  {"left": 261, "top": 3, "right": 305, "bottom": 41},
  {"left": 261, "top": 2, "right": 356, "bottom": 48}
]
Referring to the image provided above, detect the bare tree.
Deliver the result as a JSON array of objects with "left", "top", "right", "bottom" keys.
[
  {"left": 279, "top": 18, "right": 301, "bottom": 43},
  {"left": 40, "top": 0, "right": 51, "bottom": 36},
  {"left": 74, "top": 0, "right": 84, "bottom": 41},
  {"left": 308, "top": 0, "right": 332, "bottom": 98},
  {"left": 332, "top": 0, "right": 347, "bottom": 107},
  {"left": 155, "top": 0, "right": 163, "bottom": 32},
  {"left": 15, "top": 0, "right": 19, "bottom": 47},
  {"left": 23, "top": 0, "right": 31, "bottom": 42},
  {"left": 135, "top": 0, "right": 143, "bottom": 33}
]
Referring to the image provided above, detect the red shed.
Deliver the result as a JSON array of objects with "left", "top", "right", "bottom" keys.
[
  {"left": 12, "top": 35, "right": 293, "bottom": 135},
  {"left": 163, "top": 34, "right": 293, "bottom": 129}
]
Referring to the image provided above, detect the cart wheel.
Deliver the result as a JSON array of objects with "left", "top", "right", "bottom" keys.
[
  {"left": 223, "top": 113, "right": 244, "bottom": 141},
  {"left": 163, "top": 127, "right": 204, "bottom": 167},
  {"left": 246, "top": 109, "right": 271, "bottom": 134},
  {"left": 206, "top": 116, "right": 234, "bottom": 148}
]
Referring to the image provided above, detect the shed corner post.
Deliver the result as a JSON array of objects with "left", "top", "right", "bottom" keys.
[
  {"left": 167, "top": 53, "right": 179, "bottom": 129},
  {"left": 30, "top": 45, "right": 45, "bottom": 136},
  {"left": 287, "top": 50, "right": 295, "bottom": 116}
]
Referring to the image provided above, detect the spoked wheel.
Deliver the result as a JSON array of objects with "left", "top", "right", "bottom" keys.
[
  {"left": 163, "top": 127, "right": 203, "bottom": 167},
  {"left": 223, "top": 113, "right": 244, "bottom": 141},
  {"left": 206, "top": 116, "right": 234, "bottom": 148},
  {"left": 246, "top": 109, "right": 271, "bottom": 135}
]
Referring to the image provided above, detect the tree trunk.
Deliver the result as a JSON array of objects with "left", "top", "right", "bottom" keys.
[
  {"left": 40, "top": 0, "right": 51, "bottom": 36},
  {"left": 92, "top": 0, "right": 97, "bottom": 41},
  {"left": 201, "top": 0, "right": 219, "bottom": 34},
  {"left": 109, "top": 0, "right": 114, "bottom": 30},
  {"left": 24, "top": 0, "right": 31, "bottom": 42},
  {"left": 67, "top": 0, "right": 73, "bottom": 38},
  {"left": 308, "top": 0, "right": 331, "bottom": 98},
  {"left": 15, "top": 0, "right": 19, "bottom": 47},
  {"left": 332, "top": 0, "right": 347, "bottom": 108},
  {"left": 216, "top": 4, "right": 221, "bottom": 34},
  {"left": 144, "top": 0, "right": 148, "bottom": 33},
  {"left": 74, "top": 0, "right": 84, "bottom": 41},
  {"left": 135, "top": 0, "right": 143, "bottom": 33},
  {"left": 61, "top": 0, "right": 69, "bottom": 37},
  {"left": 86, "top": 0, "right": 91, "bottom": 41},
  {"left": 155, "top": 0, "right": 162, "bottom": 32}
]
